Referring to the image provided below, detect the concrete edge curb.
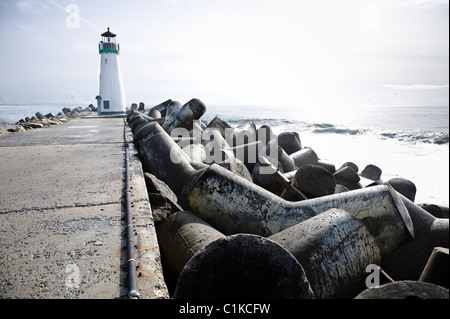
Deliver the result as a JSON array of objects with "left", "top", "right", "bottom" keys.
[{"left": 125, "top": 124, "right": 170, "bottom": 299}]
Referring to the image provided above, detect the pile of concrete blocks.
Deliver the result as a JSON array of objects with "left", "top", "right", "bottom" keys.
[{"left": 126, "top": 98, "right": 449, "bottom": 299}]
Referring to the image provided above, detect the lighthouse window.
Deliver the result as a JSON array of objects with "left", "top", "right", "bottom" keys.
[
  {"left": 105, "top": 58, "right": 108, "bottom": 64},
  {"left": 103, "top": 100, "right": 110, "bottom": 109}
]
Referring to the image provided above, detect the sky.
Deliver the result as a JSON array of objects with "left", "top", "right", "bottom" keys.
[{"left": 0, "top": 0, "right": 448, "bottom": 108}]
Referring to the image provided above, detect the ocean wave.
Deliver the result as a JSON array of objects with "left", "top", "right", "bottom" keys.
[
  {"left": 381, "top": 131, "right": 449, "bottom": 145},
  {"left": 309, "top": 123, "right": 365, "bottom": 136},
  {"left": 310, "top": 124, "right": 448, "bottom": 145},
  {"left": 227, "top": 118, "right": 299, "bottom": 126},
  {"left": 205, "top": 114, "right": 448, "bottom": 146}
]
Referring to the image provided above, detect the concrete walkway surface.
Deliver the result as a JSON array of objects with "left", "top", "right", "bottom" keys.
[{"left": 0, "top": 114, "right": 168, "bottom": 299}]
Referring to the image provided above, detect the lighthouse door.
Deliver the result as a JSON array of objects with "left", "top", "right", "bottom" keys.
[{"left": 103, "top": 100, "right": 110, "bottom": 110}]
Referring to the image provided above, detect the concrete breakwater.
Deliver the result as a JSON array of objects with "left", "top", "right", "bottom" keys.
[
  {"left": 0, "top": 105, "right": 97, "bottom": 136},
  {"left": 127, "top": 99, "right": 449, "bottom": 299}
]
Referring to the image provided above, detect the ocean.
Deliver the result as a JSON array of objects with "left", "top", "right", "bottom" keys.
[
  {"left": 201, "top": 104, "right": 449, "bottom": 207},
  {"left": 1, "top": 103, "right": 448, "bottom": 207}
]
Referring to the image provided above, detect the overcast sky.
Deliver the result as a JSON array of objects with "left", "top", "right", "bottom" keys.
[{"left": 0, "top": 0, "right": 448, "bottom": 108}]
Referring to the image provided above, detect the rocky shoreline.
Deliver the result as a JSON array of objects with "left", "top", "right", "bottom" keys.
[
  {"left": 0, "top": 104, "right": 97, "bottom": 137},
  {"left": 127, "top": 98, "right": 449, "bottom": 299}
]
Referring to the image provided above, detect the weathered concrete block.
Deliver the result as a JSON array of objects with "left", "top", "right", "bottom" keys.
[
  {"left": 355, "top": 281, "right": 449, "bottom": 299},
  {"left": 162, "top": 98, "right": 206, "bottom": 134},
  {"left": 270, "top": 209, "right": 382, "bottom": 299},
  {"left": 291, "top": 164, "right": 336, "bottom": 199},
  {"left": 387, "top": 177, "right": 417, "bottom": 202},
  {"left": 290, "top": 147, "right": 318, "bottom": 168},
  {"left": 333, "top": 166, "right": 361, "bottom": 190},
  {"left": 381, "top": 194, "right": 449, "bottom": 281},
  {"left": 173, "top": 234, "right": 314, "bottom": 299},
  {"left": 419, "top": 247, "right": 449, "bottom": 288},
  {"left": 206, "top": 115, "right": 233, "bottom": 139},
  {"left": 277, "top": 131, "right": 302, "bottom": 155}
]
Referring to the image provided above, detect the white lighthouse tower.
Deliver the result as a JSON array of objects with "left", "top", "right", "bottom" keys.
[{"left": 97, "top": 27, "right": 126, "bottom": 115}]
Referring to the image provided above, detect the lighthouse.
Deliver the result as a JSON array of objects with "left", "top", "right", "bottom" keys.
[{"left": 97, "top": 27, "right": 126, "bottom": 115}]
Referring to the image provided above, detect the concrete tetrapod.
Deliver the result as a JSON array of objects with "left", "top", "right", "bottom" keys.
[
  {"left": 380, "top": 193, "right": 449, "bottom": 281},
  {"left": 156, "top": 211, "right": 225, "bottom": 291},
  {"left": 173, "top": 233, "right": 315, "bottom": 299},
  {"left": 186, "top": 164, "right": 414, "bottom": 255},
  {"left": 355, "top": 281, "right": 449, "bottom": 299},
  {"left": 135, "top": 122, "right": 414, "bottom": 255},
  {"left": 166, "top": 209, "right": 381, "bottom": 299},
  {"left": 269, "top": 209, "right": 382, "bottom": 299},
  {"left": 137, "top": 121, "right": 198, "bottom": 203},
  {"left": 162, "top": 98, "right": 206, "bottom": 134},
  {"left": 158, "top": 211, "right": 314, "bottom": 298},
  {"left": 419, "top": 247, "right": 449, "bottom": 288}
]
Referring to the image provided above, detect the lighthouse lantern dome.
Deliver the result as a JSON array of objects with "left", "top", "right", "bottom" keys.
[{"left": 99, "top": 27, "right": 119, "bottom": 54}]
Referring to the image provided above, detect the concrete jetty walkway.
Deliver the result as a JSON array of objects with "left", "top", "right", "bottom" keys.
[{"left": 0, "top": 114, "right": 168, "bottom": 299}]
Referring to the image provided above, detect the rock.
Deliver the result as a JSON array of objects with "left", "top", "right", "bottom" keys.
[
  {"left": 144, "top": 172, "right": 183, "bottom": 224},
  {"left": 22, "top": 122, "right": 44, "bottom": 129},
  {"left": 1, "top": 123, "right": 25, "bottom": 133},
  {"left": 41, "top": 119, "right": 59, "bottom": 126},
  {"left": 44, "top": 113, "right": 54, "bottom": 118},
  {"left": 148, "top": 193, "right": 173, "bottom": 224}
]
